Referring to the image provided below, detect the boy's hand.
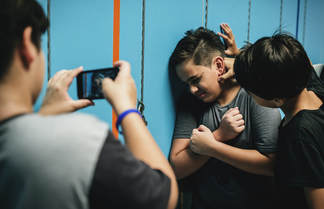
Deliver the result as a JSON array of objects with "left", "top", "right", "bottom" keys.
[
  {"left": 190, "top": 125, "right": 215, "bottom": 156},
  {"left": 39, "top": 67, "right": 93, "bottom": 115},
  {"left": 218, "top": 23, "right": 240, "bottom": 56},
  {"left": 218, "top": 57, "right": 235, "bottom": 83},
  {"left": 102, "top": 61, "right": 137, "bottom": 115},
  {"left": 216, "top": 107, "right": 245, "bottom": 142}
]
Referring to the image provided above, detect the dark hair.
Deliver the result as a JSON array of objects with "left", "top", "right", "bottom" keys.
[
  {"left": 169, "top": 27, "right": 225, "bottom": 71},
  {"left": 168, "top": 27, "right": 225, "bottom": 105},
  {"left": 234, "top": 33, "right": 313, "bottom": 100},
  {"left": 0, "top": 0, "right": 49, "bottom": 79}
]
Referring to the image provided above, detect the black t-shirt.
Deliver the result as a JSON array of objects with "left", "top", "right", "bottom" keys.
[
  {"left": 275, "top": 69, "right": 324, "bottom": 209},
  {"left": 89, "top": 131, "right": 171, "bottom": 209}
]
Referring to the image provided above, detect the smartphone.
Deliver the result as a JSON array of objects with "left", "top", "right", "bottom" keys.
[
  {"left": 220, "top": 26, "right": 228, "bottom": 49},
  {"left": 77, "top": 67, "right": 119, "bottom": 100}
]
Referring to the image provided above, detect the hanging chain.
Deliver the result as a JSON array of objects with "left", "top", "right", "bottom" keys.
[
  {"left": 202, "top": 0, "right": 204, "bottom": 27},
  {"left": 139, "top": 0, "right": 147, "bottom": 125},
  {"left": 302, "top": 0, "right": 307, "bottom": 44},
  {"left": 47, "top": 0, "right": 51, "bottom": 81},
  {"left": 296, "top": 0, "right": 301, "bottom": 39},
  {"left": 280, "top": 0, "right": 283, "bottom": 33},
  {"left": 205, "top": 0, "right": 208, "bottom": 28},
  {"left": 247, "top": 0, "right": 251, "bottom": 42}
]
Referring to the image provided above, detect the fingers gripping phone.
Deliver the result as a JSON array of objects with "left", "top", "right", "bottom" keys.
[
  {"left": 220, "top": 26, "right": 228, "bottom": 49},
  {"left": 77, "top": 67, "right": 119, "bottom": 100}
]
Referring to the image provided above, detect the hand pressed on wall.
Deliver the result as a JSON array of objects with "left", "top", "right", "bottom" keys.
[{"left": 218, "top": 23, "right": 240, "bottom": 56}]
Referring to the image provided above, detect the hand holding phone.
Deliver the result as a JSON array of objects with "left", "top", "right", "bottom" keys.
[
  {"left": 101, "top": 61, "right": 137, "bottom": 115},
  {"left": 77, "top": 67, "right": 119, "bottom": 100},
  {"left": 40, "top": 67, "right": 94, "bottom": 115}
]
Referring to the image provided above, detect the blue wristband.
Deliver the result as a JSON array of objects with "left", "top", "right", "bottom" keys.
[{"left": 116, "top": 109, "right": 142, "bottom": 133}]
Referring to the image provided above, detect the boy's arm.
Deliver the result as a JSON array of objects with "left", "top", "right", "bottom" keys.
[
  {"left": 191, "top": 125, "right": 275, "bottom": 176},
  {"left": 103, "top": 61, "right": 178, "bottom": 209},
  {"left": 170, "top": 106, "right": 245, "bottom": 178},
  {"left": 304, "top": 188, "right": 324, "bottom": 209},
  {"left": 170, "top": 138, "right": 209, "bottom": 179},
  {"left": 190, "top": 104, "right": 280, "bottom": 176},
  {"left": 169, "top": 96, "right": 210, "bottom": 179}
]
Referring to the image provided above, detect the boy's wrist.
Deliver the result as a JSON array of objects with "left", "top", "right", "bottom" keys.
[{"left": 213, "top": 129, "right": 227, "bottom": 142}]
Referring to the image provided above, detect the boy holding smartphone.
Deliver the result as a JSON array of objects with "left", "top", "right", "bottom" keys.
[{"left": 0, "top": 1, "right": 178, "bottom": 209}]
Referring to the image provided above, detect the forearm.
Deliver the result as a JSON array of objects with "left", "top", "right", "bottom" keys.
[
  {"left": 305, "top": 188, "right": 324, "bottom": 209},
  {"left": 207, "top": 140, "right": 274, "bottom": 176},
  {"left": 121, "top": 113, "right": 178, "bottom": 209},
  {"left": 170, "top": 146, "right": 209, "bottom": 179}
]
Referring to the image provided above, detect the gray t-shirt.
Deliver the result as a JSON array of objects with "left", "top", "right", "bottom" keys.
[
  {"left": 0, "top": 113, "right": 108, "bottom": 209},
  {"left": 0, "top": 113, "right": 171, "bottom": 209},
  {"left": 173, "top": 88, "right": 281, "bottom": 209}
]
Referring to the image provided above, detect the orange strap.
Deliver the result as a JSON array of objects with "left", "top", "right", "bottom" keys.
[{"left": 112, "top": 0, "right": 120, "bottom": 139}]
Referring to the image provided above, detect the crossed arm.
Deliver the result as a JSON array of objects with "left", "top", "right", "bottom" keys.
[
  {"left": 305, "top": 188, "right": 324, "bottom": 209},
  {"left": 170, "top": 107, "right": 276, "bottom": 179},
  {"left": 170, "top": 134, "right": 275, "bottom": 180}
]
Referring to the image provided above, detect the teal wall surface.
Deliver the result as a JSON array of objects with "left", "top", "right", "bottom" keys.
[{"left": 35, "top": 0, "right": 324, "bottom": 157}]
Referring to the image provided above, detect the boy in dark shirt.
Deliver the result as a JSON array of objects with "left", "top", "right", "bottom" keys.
[{"left": 233, "top": 34, "right": 324, "bottom": 209}]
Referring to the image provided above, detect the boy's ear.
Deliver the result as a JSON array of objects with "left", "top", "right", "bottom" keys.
[
  {"left": 212, "top": 56, "right": 225, "bottom": 76},
  {"left": 19, "top": 26, "right": 36, "bottom": 69}
]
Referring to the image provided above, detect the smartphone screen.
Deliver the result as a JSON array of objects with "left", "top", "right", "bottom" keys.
[{"left": 77, "top": 67, "right": 119, "bottom": 99}]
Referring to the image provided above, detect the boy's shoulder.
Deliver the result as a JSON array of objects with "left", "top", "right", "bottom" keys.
[
  {"left": 282, "top": 106, "right": 324, "bottom": 145},
  {"left": 2, "top": 113, "right": 109, "bottom": 141}
]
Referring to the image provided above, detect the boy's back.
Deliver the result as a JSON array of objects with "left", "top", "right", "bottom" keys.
[
  {"left": 0, "top": 113, "right": 172, "bottom": 209},
  {"left": 275, "top": 69, "right": 324, "bottom": 209},
  {"left": 0, "top": 113, "right": 108, "bottom": 209}
]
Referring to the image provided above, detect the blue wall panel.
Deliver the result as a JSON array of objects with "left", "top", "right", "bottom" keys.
[
  {"left": 282, "top": 0, "right": 298, "bottom": 35},
  {"left": 208, "top": 0, "right": 249, "bottom": 48},
  {"left": 250, "top": 0, "right": 281, "bottom": 42},
  {"left": 120, "top": 0, "right": 142, "bottom": 100},
  {"left": 50, "top": 0, "right": 114, "bottom": 123},
  {"left": 144, "top": 0, "right": 202, "bottom": 156},
  {"left": 299, "top": 0, "right": 324, "bottom": 64}
]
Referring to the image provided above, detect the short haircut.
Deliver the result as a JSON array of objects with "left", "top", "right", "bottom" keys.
[
  {"left": 234, "top": 33, "right": 313, "bottom": 100},
  {"left": 0, "top": 0, "right": 49, "bottom": 79},
  {"left": 169, "top": 27, "right": 225, "bottom": 71}
]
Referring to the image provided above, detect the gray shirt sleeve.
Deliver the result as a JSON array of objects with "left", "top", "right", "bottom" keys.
[
  {"left": 250, "top": 100, "right": 281, "bottom": 154},
  {"left": 172, "top": 95, "right": 201, "bottom": 140},
  {"left": 172, "top": 106, "right": 198, "bottom": 139}
]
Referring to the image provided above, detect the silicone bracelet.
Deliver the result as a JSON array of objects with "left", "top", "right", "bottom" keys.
[{"left": 116, "top": 109, "right": 142, "bottom": 133}]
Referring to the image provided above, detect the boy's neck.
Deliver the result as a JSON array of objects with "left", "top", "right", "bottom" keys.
[
  {"left": 216, "top": 81, "right": 241, "bottom": 107},
  {"left": 282, "top": 88, "right": 323, "bottom": 125},
  {"left": 0, "top": 83, "right": 34, "bottom": 122}
]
